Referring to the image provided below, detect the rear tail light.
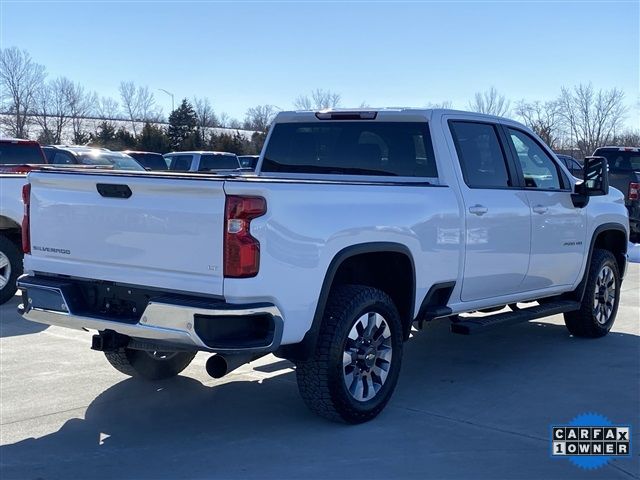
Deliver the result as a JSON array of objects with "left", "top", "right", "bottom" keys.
[
  {"left": 21, "top": 183, "right": 31, "bottom": 254},
  {"left": 224, "top": 195, "right": 266, "bottom": 278},
  {"left": 629, "top": 182, "right": 639, "bottom": 201}
]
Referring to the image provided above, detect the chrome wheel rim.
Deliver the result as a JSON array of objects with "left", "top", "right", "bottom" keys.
[
  {"left": 593, "top": 265, "right": 616, "bottom": 325},
  {"left": 342, "top": 312, "right": 393, "bottom": 402},
  {"left": 0, "top": 251, "right": 11, "bottom": 290}
]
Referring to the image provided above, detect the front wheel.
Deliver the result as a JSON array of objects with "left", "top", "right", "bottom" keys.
[
  {"left": 564, "top": 249, "right": 621, "bottom": 338},
  {"left": 104, "top": 348, "right": 196, "bottom": 380},
  {"left": 296, "top": 285, "right": 403, "bottom": 424}
]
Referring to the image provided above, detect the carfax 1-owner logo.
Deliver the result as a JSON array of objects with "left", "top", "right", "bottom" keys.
[{"left": 551, "top": 413, "right": 632, "bottom": 470}]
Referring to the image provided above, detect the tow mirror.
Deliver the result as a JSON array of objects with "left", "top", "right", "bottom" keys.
[
  {"left": 583, "top": 156, "right": 609, "bottom": 196},
  {"left": 572, "top": 156, "right": 609, "bottom": 208}
]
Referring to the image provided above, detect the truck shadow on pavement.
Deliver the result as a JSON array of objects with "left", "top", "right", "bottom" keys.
[
  {"left": 0, "top": 296, "right": 48, "bottom": 338},
  {"left": 1, "top": 319, "right": 639, "bottom": 479}
]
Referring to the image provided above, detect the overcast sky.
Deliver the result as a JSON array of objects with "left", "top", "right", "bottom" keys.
[{"left": 2, "top": 0, "right": 638, "bottom": 127}]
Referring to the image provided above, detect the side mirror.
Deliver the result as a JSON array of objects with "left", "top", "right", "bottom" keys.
[
  {"left": 583, "top": 156, "right": 609, "bottom": 196},
  {"left": 571, "top": 156, "right": 609, "bottom": 208}
]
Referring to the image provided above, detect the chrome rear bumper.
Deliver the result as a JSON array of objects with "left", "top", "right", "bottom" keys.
[{"left": 17, "top": 275, "right": 283, "bottom": 353}]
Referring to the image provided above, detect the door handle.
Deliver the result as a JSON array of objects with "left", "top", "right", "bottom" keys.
[
  {"left": 532, "top": 205, "right": 548, "bottom": 214},
  {"left": 468, "top": 204, "right": 488, "bottom": 216}
]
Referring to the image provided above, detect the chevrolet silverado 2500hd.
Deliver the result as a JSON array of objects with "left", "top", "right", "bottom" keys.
[{"left": 18, "top": 109, "right": 629, "bottom": 423}]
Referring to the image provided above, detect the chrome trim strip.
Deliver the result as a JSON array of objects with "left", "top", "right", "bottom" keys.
[{"left": 18, "top": 277, "right": 283, "bottom": 352}]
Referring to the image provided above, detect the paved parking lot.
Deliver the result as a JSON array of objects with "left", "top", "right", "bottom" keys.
[{"left": 1, "top": 265, "right": 638, "bottom": 479}]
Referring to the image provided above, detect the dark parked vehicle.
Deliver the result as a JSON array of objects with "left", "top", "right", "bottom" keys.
[
  {"left": 556, "top": 154, "right": 583, "bottom": 179},
  {"left": 238, "top": 155, "right": 259, "bottom": 170},
  {"left": 42, "top": 146, "right": 145, "bottom": 171},
  {"left": 123, "top": 151, "right": 168, "bottom": 170},
  {"left": 593, "top": 146, "right": 640, "bottom": 243},
  {"left": 0, "top": 138, "right": 47, "bottom": 172}
]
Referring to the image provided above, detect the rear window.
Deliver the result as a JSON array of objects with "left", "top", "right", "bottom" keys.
[
  {"left": 595, "top": 150, "right": 640, "bottom": 172},
  {"left": 198, "top": 154, "right": 239, "bottom": 171},
  {"left": 262, "top": 122, "right": 437, "bottom": 177},
  {"left": 0, "top": 142, "right": 45, "bottom": 164},
  {"left": 129, "top": 153, "right": 168, "bottom": 170},
  {"left": 167, "top": 154, "right": 194, "bottom": 171}
]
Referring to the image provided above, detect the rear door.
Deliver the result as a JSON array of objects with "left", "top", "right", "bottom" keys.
[
  {"left": 448, "top": 120, "right": 531, "bottom": 302},
  {"left": 504, "top": 127, "right": 586, "bottom": 289},
  {"left": 26, "top": 171, "right": 226, "bottom": 296}
]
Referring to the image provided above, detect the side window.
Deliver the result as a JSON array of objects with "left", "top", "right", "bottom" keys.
[
  {"left": 507, "top": 129, "right": 562, "bottom": 190},
  {"left": 450, "top": 121, "right": 511, "bottom": 188},
  {"left": 52, "top": 152, "right": 74, "bottom": 165}
]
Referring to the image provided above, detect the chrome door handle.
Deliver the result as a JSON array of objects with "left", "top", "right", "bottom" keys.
[
  {"left": 532, "top": 205, "right": 548, "bottom": 214},
  {"left": 468, "top": 204, "right": 488, "bottom": 216}
]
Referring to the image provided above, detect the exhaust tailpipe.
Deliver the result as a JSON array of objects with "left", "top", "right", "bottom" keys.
[{"left": 205, "top": 353, "right": 263, "bottom": 379}]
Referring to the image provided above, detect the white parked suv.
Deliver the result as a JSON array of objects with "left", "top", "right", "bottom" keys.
[
  {"left": 17, "top": 109, "right": 629, "bottom": 423},
  {"left": 163, "top": 151, "right": 240, "bottom": 172}
]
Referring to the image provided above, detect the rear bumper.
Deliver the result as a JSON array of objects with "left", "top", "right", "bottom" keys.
[{"left": 17, "top": 275, "right": 283, "bottom": 353}]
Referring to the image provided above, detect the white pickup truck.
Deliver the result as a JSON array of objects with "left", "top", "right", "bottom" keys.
[{"left": 18, "top": 109, "right": 629, "bottom": 423}]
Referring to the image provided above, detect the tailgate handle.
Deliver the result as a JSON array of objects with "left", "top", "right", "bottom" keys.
[{"left": 96, "top": 183, "right": 132, "bottom": 199}]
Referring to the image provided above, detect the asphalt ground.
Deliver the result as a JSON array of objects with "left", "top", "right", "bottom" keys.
[{"left": 1, "top": 264, "right": 638, "bottom": 479}]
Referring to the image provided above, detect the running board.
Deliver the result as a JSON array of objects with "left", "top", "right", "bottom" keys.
[{"left": 450, "top": 300, "right": 581, "bottom": 335}]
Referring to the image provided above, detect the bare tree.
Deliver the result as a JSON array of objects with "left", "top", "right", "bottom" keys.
[
  {"left": 243, "top": 104, "right": 278, "bottom": 132},
  {"left": 96, "top": 96, "right": 120, "bottom": 120},
  {"left": 515, "top": 100, "right": 565, "bottom": 148},
  {"left": 426, "top": 100, "right": 453, "bottom": 109},
  {"left": 218, "top": 112, "right": 230, "bottom": 128},
  {"left": 33, "top": 77, "right": 73, "bottom": 144},
  {"left": 611, "top": 129, "right": 640, "bottom": 147},
  {"left": 468, "top": 87, "right": 510, "bottom": 116},
  {"left": 294, "top": 88, "right": 341, "bottom": 110},
  {"left": 66, "top": 81, "right": 96, "bottom": 143},
  {"left": 119, "top": 81, "right": 158, "bottom": 135},
  {"left": 193, "top": 96, "right": 219, "bottom": 142},
  {"left": 558, "top": 84, "right": 627, "bottom": 156},
  {"left": 0, "top": 47, "right": 46, "bottom": 138}
]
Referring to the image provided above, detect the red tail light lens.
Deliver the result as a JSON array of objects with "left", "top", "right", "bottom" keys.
[
  {"left": 21, "top": 183, "right": 31, "bottom": 254},
  {"left": 630, "top": 182, "right": 639, "bottom": 201},
  {"left": 224, "top": 195, "right": 266, "bottom": 278}
]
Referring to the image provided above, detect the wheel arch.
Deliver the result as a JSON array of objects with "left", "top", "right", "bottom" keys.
[
  {"left": 577, "top": 223, "right": 628, "bottom": 301},
  {"left": 277, "top": 242, "right": 416, "bottom": 361}
]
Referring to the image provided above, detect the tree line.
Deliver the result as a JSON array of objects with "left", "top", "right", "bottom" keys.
[{"left": 1, "top": 47, "right": 637, "bottom": 157}]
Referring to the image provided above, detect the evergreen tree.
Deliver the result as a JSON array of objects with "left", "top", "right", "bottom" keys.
[
  {"left": 91, "top": 121, "right": 117, "bottom": 147},
  {"left": 168, "top": 99, "right": 198, "bottom": 150},
  {"left": 137, "top": 122, "right": 170, "bottom": 153}
]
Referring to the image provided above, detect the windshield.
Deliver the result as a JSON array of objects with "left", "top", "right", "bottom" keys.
[
  {"left": 596, "top": 150, "right": 640, "bottom": 172},
  {"left": 0, "top": 142, "right": 46, "bottom": 164},
  {"left": 262, "top": 122, "right": 437, "bottom": 177},
  {"left": 75, "top": 151, "right": 145, "bottom": 171}
]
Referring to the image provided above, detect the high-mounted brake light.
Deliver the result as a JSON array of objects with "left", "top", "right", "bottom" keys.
[
  {"left": 315, "top": 111, "right": 378, "bottom": 120},
  {"left": 21, "top": 183, "right": 31, "bottom": 254},
  {"left": 629, "top": 182, "right": 639, "bottom": 201},
  {"left": 224, "top": 195, "right": 266, "bottom": 278},
  {"left": 0, "top": 164, "right": 35, "bottom": 174}
]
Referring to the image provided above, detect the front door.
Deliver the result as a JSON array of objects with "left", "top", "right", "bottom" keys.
[
  {"left": 504, "top": 127, "right": 586, "bottom": 290},
  {"left": 449, "top": 120, "right": 531, "bottom": 302}
]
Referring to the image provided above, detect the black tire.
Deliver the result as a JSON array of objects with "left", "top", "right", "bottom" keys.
[
  {"left": 104, "top": 348, "right": 196, "bottom": 380},
  {"left": 564, "top": 249, "right": 621, "bottom": 338},
  {"left": 0, "top": 235, "right": 22, "bottom": 305},
  {"left": 630, "top": 231, "right": 640, "bottom": 244},
  {"left": 296, "top": 285, "right": 403, "bottom": 424}
]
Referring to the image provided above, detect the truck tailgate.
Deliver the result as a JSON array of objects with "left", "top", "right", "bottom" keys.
[{"left": 25, "top": 172, "right": 225, "bottom": 296}]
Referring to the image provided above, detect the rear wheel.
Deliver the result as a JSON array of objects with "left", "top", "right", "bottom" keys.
[
  {"left": 0, "top": 235, "right": 22, "bottom": 305},
  {"left": 296, "top": 285, "right": 403, "bottom": 424},
  {"left": 564, "top": 249, "right": 620, "bottom": 338},
  {"left": 104, "top": 348, "right": 196, "bottom": 380}
]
